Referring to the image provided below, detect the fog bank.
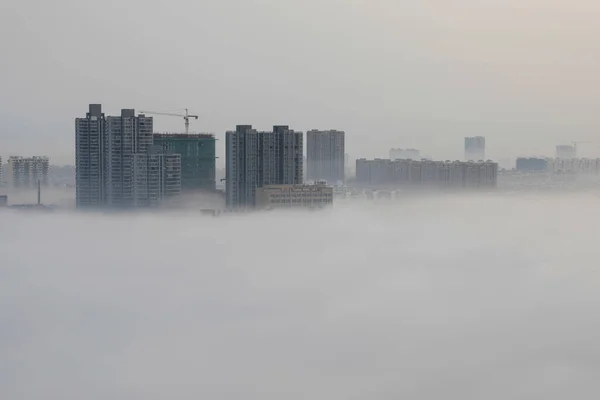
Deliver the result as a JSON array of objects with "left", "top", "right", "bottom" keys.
[{"left": 2, "top": 194, "right": 600, "bottom": 399}]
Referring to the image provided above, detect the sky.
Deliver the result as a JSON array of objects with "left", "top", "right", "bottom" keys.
[
  {"left": 1, "top": 0, "right": 600, "bottom": 165},
  {"left": 2, "top": 194, "right": 600, "bottom": 398}
]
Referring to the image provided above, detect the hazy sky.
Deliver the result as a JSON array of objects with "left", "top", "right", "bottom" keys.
[
  {"left": 2, "top": 195, "right": 600, "bottom": 398},
  {"left": 2, "top": 0, "right": 600, "bottom": 165}
]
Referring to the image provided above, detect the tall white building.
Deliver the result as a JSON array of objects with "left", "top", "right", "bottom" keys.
[
  {"left": 226, "top": 125, "right": 303, "bottom": 209},
  {"left": 465, "top": 136, "right": 486, "bottom": 161},
  {"left": 7, "top": 156, "right": 49, "bottom": 188},
  {"left": 306, "top": 130, "right": 345, "bottom": 184}
]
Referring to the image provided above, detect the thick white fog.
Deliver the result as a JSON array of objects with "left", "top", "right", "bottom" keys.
[{"left": 2, "top": 194, "right": 600, "bottom": 399}]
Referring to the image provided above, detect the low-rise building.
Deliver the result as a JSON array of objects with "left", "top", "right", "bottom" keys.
[
  {"left": 355, "top": 158, "right": 498, "bottom": 188},
  {"left": 516, "top": 157, "right": 548, "bottom": 172},
  {"left": 256, "top": 183, "right": 333, "bottom": 210}
]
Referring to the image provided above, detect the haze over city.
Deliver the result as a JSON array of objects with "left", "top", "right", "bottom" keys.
[
  {"left": 3, "top": 0, "right": 600, "bottom": 399},
  {"left": 2, "top": 0, "right": 600, "bottom": 164}
]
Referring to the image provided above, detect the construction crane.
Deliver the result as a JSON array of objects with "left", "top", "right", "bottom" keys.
[{"left": 140, "top": 109, "right": 198, "bottom": 135}]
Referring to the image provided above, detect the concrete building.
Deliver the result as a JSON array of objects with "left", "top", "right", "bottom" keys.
[
  {"left": 153, "top": 133, "right": 216, "bottom": 192},
  {"left": 133, "top": 147, "right": 181, "bottom": 207},
  {"left": 356, "top": 158, "right": 498, "bottom": 188},
  {"left": 76, "top": 104, "right": 181, "bottom": 209},
  {"left": 226, "top": 125, "right": 303, "bottom": 209},
  {"left": 105, "top": 109, "right": 154, "bottom": 207},
  {"left": 306, "top": 130, "right": 345, "bottom": 184},
  {"left": 516, "top": 157, "right": 548, "bottom": 172},
  {"left": 390, "top": 148, "right": 420, "bottom": 160},
  {"left": 256, "top": 183, "right": 333, "bottom": 210},
  {"left": 546, "top": 158, "right": 600, "bottom": 175},
  {"left": 0, "top": 156, "right": 3, "bottom": 186},
  {"left": 7, "top": 156, "right": 49, "bottom": 188},
  {"left": 76, "top": 104, "right": 106, "bottom": 207},
  {"left": 556, "top": 145, "right": 576, "bottom": 159},
  {"left": 465, "top": 136, "right": 486, "bottom": 161}
]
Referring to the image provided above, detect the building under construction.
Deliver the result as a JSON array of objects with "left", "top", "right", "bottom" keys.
[{"left": 153, "top": 133, "right": 216, "bottom": 192}]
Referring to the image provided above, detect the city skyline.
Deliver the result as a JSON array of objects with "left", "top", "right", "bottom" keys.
[{"left": 3, "top": 1, "right": 600, "bottom": 164}]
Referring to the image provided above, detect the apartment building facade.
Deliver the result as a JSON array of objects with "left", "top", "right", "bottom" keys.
[
  {"left": 7, "top": 156, "right": 49, "bottom": 188},
  {"left": 356, "top": 158, "right": 498, "bottom": 188},
  {"left": 306, "top": 130, "right": 345, "bottom": 184},
  {"left": 226, "top": 125, "right": 303, "bottom": 209},
  {"left": 256, "top": 183, "right": 333, "bottom": 210}
]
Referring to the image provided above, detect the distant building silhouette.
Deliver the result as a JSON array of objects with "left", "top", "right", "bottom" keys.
[
  {"left": 356, "top": 158, "right": 498, "bottom": 188},
  {"left": 390, "top": 148, "right": 420, "bottom": 160},
  {"left": 306, "top": 130, "right": 345, "bottom": 184},
  {"left": 465, "top": 136, "right": 486, "bottom": 161},
  {"left": 556, "top": 145, "right": 576, "bottom": 159},
  {"left": 516, "top": 157, "right": 548, "bottom": 172},
  {"left": 7, "top": 156, "right": 49, "bottom": 188}
]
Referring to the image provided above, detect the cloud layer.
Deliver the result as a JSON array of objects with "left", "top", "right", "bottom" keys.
[{"left": 2, "top": 194, "right": 600, "bottom": 399}]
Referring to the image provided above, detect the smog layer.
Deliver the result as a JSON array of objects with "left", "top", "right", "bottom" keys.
[{"left": 2, "top": 194, "right": 600, "bottom": 399}]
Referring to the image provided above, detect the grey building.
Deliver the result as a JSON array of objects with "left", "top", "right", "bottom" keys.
[
  {"left": 133, "top": 147, "right": 181, "bottom": 207},
  {"left": 356, "top": 158, "right": 498, "bottom": 189},
  {"left": 390, "top": 148, "right": 420, "bottom": 160},
  {"left": 556, "top": 145, "right": 576, "bottom": 159},
  {"left": 76, "top": 104, "right": 106, "bottom": 207},
  {"left": 226, "top": 125, "right": 303, "bottom": 209},
  {"left": 7, "top": 156, "right": 49, "bottom": 188},
  {"left": 75, "top": 104, "right": 181, "bottom": 209},
  {"left": 306, "top": 130, "right": 345, "bottom": 184},
  {"left": 105, "top": 109, "right": 153, "bottom": 207},
  {"left": 465, "top": 136, "right": 486, "bottom": 161}
]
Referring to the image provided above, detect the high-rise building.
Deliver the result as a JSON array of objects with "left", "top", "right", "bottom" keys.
[
  {"left": 76, "top": 104, "right": 181, "bottom": 209},
  {"left": 153, "top": 133, "right": 216, "bottom": 192},
  {"left": 105, "top": 109, "right": 154, "bottom": 207},
  {"left": 133, "top": 147, "right": 181, "bottom": 207},
  {"left": 226, "top": 125, "right": 303, "bottom": 209},
  {"left": 465, "top": 136, "right": 486, "bottom": 161},
  {"left": 0, "top": 156, "right": 3, "bottom": 186},
  {"left": 7, "top": 156, "right": 49, "bottom": 188},
  {"left": 76, "top": 104, "right": 106, "bottom": 207},
  {"left": 390, "top": 148, "right": 420, "bottom": 160},
  {"left": 556, "top": 145, "right": 576, "bottom": 159},
  {"left": 306, "top": 130, "right": 345, "bottom": 184}
]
